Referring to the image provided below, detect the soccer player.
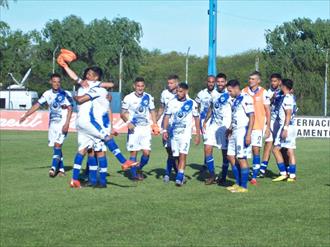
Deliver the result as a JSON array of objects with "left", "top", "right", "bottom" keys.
[
  {"left": 202, "top": 73, "right": 232, "bottom": 185},
  {"left": 242, "top": 71, "right": 271, "bottom": 185},
  {"left": 157, "top": 75, "right": 179, "bottom": 182},
  {"left": 259, "top": 73, "right": 282, "bottom": 177},
  {"left": 195, "top": 75, "right": 215, "bottom": 171},
  {"left": 163, "top": 82, "right": 201, "bottom": 186},
  {"left": 272, "top": 79, "right": 298, "bottom": 182},
  {"left": 121, "top": 77, "right": 159, "bottom": 181},
  {"left": 59, "top": 62, "right": 138, "bottom": 177},
  {"left": 226, "top": 80, "right": 254, "bottom": 193},
  {"left": 19, "top": 73, "right": 73, "bottom": 177}
]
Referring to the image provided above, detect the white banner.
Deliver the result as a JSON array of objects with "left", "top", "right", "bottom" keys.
[{"left": 295, "top": 116, "right": 330, "bottom": 138}]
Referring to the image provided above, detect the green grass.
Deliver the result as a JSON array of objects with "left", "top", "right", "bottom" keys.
[{"left": 0, "top": 130, "right": 329, "bottom": 247}]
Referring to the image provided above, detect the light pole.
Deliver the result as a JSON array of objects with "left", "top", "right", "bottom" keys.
[
  {"left": 324, "top": 49, "right": 328, "bottom": 116},
  {"left": 185, "top": 46, "right": 191, "bottom": 84},
  {"left": 119, "top": 47, "right": 124, "bottom": 93},
  {"left": 52, "top": 45, "right": 59, "bottom": 73}
]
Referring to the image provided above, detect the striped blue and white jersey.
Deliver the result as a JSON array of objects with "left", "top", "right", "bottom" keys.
[
  {"left": 122, "top": 92, "right": 155, "bottom": 126},
  {"left": 165, "top": 97, "right": 199, "bottom": 136},
  {"left": 231, "top": 93, "right": 254, "bottom": 130},
  {"left": 195, "top": 88, "right": 213, "bottom": 121},
  {"left": 273, "top": 93, "right": 297, "bottom": 126},
  {"left": 38, "top": 89, "right": 72, "bottom": 123},
  {"left": 160, "top": 89, "right": 176, "bottom": 107},
  {"left": 209, "top": 89, "right": 232, "bottom": 128}
]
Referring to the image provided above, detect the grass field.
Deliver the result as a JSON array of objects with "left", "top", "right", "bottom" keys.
[{"left": 0, "top": 130, "right": 329, "bottom": 247}]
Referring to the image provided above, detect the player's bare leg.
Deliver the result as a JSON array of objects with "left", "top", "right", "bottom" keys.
[
  {"left": 259, "top": 141, "right": 273, "bottom": 177},
  {"left": 204, "top": 144, "right": 216, "bottom": 185},
  {"left": 286, "top": 149, "right": 297, "bottom": 182},
  {"left": 226, "top": 155, "right": 241, "bottom": 191},
  {"left": 272, "top": 146, "right": 288, "bottom": 182},
  {"left": 175, "top": 153, "right": 187, "bottom": 186},
  {"left": 250, "top": 146, "right": 261, "bottom": 185}
]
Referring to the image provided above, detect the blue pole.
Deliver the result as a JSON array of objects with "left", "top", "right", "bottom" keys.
[{"left": 208, "top": 0, "right": 217, "bottom": 76}]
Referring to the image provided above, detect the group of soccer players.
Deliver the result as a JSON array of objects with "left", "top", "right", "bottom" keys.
[{"left": 20, "top": 56, "right": 298, "bottom": 192}]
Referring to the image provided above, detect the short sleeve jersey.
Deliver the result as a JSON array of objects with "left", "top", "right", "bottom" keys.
[
  {"left": 165, "top": 97, "right": 199, "bottom": 136},
  {"left": 38, "top": 89, "right": 72, "bottom": 123},
  {"left": 231, "top": 93, "right": 254, "bottom": 130},
  {"left": 122, "top": 92, "right": 155, "bottom": 126}
]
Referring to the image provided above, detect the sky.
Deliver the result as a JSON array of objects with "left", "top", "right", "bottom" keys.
[{"left": 1, "top": 0, "right": 329, "bottom": 57}]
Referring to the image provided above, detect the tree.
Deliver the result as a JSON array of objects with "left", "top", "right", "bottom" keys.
[{"left": 264, "top": 18, "right": 330, "bottom": 115}]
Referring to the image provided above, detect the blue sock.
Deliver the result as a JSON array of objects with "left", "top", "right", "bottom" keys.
[
  {"left": 252, "top": 155, "right": 261, "bottom": 179},
  {"left": 105, "top": 138, "right": 126, "bottom": 164},
  {"left": 176, "top": 170, "right": 184, "bottom": 182},
  {"left": 51, "top": 147, "right": 62, "bottom": 171},
  {"left": 232, "top": 164, "right": 240, "bottom": 185},
  {"left": 260, "top": 161, "right": 268, "bottom": 173},
  {"left": 240, "top": 167, "right": 249, "bottom": 189},
  {"left": 98, "top": 156, "right": 108, "bottom": 186},
  {"left": 277, "top": 162, "right": 287, "bottom": 175},
  {"left": 289, "top": 164, "right": 296, "bottom": 178},
  {"left": 59, "top": 156, "right": 64, "bottom": 172},
  {"left": 206, "top": 155, "right": 215, "bottom": 176},
  {"left": 165, "top": 157, "right": 174, "bottom": 176},
  {"left": 139, "top": 155, "right": 149, "bottom": 170},
  {"left": 130, "top": 157, "right": 137, "bottom": 178},
  {"left": 72, "top": 153, "right": 84, "bottom": 180},
  {"left": 88, "top": 156, "right": 98, "bottom": 185}
]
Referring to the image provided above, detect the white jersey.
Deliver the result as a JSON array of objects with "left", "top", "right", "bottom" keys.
[
  {"left": 195, "top": 88, "right": 213, "bottom": 120},
  {"left": 231, "top": 93, "right": 254, "bottom": 130},
  {"left": 87, "top": 86, "right": 110, "bottom": 129},
  {"left": 122, "top": 92, "right": 155, "bottom": 127},
  {"left": 209, "top": 89, "right": 232, "bottom": 128},
  {"left": 267, "top": 87, "right": 281, "bottom": 101},
  {"left": 160, "top": 89, "right": 176, "bottom": 106},
  {"left": 38, "top": 89, "right": 72, "bottom": 124},
  {"left": 273, "top": 94, "right": 297, "bottom": 126},
  {"left": 76, "top": 80, "right": 102, "bottom": 124},
  {"left": 165, "top": 97, "right": 199, "bottom": 136}
]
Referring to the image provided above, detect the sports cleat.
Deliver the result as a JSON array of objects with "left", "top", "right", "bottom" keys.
[
  {"left": 136, "top": 170, "right": 144, "bottom": 181},
  {"left": 272, "top": 175, "right": 288, "bottom": 182},
  {"left": 226, "top": 184, "right": 240, "bottom": 191},
  {"left": 205, "top": 176, "right": 216, "bottom": 185},
  {"left": 257, "top": 171, "right": 265, "bottom": 178},
  {"left": 49, "top": 168, "right": 56, "bottom": 177},
  {"left": 163, "top": 175, "right": 170, "bottom": 183},
  {"left": 58, "top": 171, "right": 66, "bottom": 177},
  {"left": 217, "top": 178, "right": 227, "bottom": 186},
  {"left": 122, "top": 160, "right": 139, "bottom": 171},
  {"left": 175, "top": 179, "right": 183, "bottom": 187},
  {"left": 231, "top": 186, "right": 248, "bottom": 193},
  {"left": 250, "top": 178, "right": 257, "bottom": 185},
  {"left": 287, "top": 177, "right": 296, "bottom": 182},
  {"left": 70, "top": 179, "right": 81, "bottom": 188}
]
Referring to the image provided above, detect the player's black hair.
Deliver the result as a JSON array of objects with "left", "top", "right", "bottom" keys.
[
  {"left": 216, "top": 73, "right": 227, "bottom": 80},
  {"left": 50, "top": 73, "right": 61, "bottom": 79},
  {"left": 83, "top": 66, "right": 103, "bottom": 80},
  {"left": 250, "top": 71, "right": 262, "bottom": 78},
  {"left": 178, "top": 82, "right": 189, "bottom": 90},
  {"left": 134, "top": 77, "right": 145, "bottom": 83},
  {"left": 227, "top": 79, "right": 240, "bottom": 88},
  {"left": 270, "top": 73, "right": 282, "bottom": 80},
  {"left": 168, "top": 74, "right": 179, "bottom": 80},
  {"left": 282, "top": 79, "right": 293, "bottom": 90}
]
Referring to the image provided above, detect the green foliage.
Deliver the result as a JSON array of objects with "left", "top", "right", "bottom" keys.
[
  {"left": 1, "top": 17, "right": 329, "bottom": 115},
  {"left": 264, "top": 18, "right": 330, "bottom": 115}
]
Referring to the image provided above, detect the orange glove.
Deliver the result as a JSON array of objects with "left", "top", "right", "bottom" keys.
[
  {"left": 151, "top": 123, "right": 160, "bottom": 135},
  {"left": 60, "top": 48, "right": 77, "bottom": 62},
  {"left": 57, "top": 54, "right": 68, "bottom": 68}
]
